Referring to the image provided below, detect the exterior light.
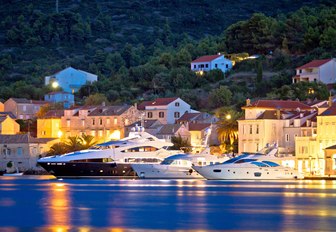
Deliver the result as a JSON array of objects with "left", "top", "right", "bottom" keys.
[
  {"left": 57, "top": 131, "right": 63, "bottom": 138},
  {"left": 52, "top": 81, "right": 59, "bottom": 89},
  {"left": 226, "top": 114, "right": 231, "bottom": 120}
]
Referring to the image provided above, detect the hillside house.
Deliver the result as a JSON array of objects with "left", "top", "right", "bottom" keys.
[
  {"left": 0, "top": 115, "right": 20, "bottom": 135},
  {"left": 44, "top": 91, "right": 74, "bottom": 109},
  {"left": 191, "top": 54, "right": 232, "bottom": 74},
  {"left": 45, "top": 67, "right": 98, "bottom": 93},
  {"left": 37, "top": 110, "right": 64, "bottom": 138},
  {"left": 4, "top": 98, "right": 48, "bottom": 120},
  {"left": 292, "top": 59, "right": 336, "bottom": 84}
]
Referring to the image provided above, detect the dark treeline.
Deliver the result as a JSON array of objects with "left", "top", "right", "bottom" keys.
[{"left": 0, "top": 1, "right": 335, "bottom": 112}]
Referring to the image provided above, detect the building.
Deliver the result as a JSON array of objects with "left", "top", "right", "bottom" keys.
[
  {"left": 4, "top": 98, "right": 48, "bottom": 120},
  {"left": 191, "top": 54, "right": 233, "bottom": 74},
  {"left": 37, "top": 110, "right": 64, "bottom": 138},
  {"left": 292, "top": 58, "right": 336, "bottom": 84},
  {"left": 0, "top": 101, "right": 4, "bottom": 112},
  {"left": 60, "top": 105, "right": 140, "bottom": 142},
  {"left": 45, "top": 67, "right": 98, "bottom": 93},
  {"left": 125, "top": 119, "right": 163, "bottom": 137},
  {"left": 44, "top": 92, "right": 75, "bottom": 109},
  {"left": 0, "top": 134, "right": 58, "bottom": 171},
  {"left": 188, "top": 123, "right": 211, "bottom": 153},
  {"left": 238, "top": 99, "right": 314, "bottom": 156},
  {"left": 0, "top": 115, "right": 20, "bottom": 135},
  {"left": 177, "top": 112, "right": 218, "bottom": 124},
  {"left": 138, "top": 97, "right": 194, "bottom": 124},
  {"left": 156, "top": 124, "right": 190, "bottom": 142}
]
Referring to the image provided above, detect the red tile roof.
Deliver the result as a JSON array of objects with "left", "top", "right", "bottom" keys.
[
  {"left": 320, "top": 104, "right": 336, "bottom": 116},
  {"left": 243, "top": 100, "right": 311, "bottom": 110},
  {"left": 297, "top": 59, "right": 332, "bottom": 69},
  {"left": 138, "top": 98, "right": 178, "bottom": 110},
  {"left": 188, "top": 123, "right": 211, "bottom": 131},
  {"left": 192, "top": 54, "right": 222, "bottom": 63}
]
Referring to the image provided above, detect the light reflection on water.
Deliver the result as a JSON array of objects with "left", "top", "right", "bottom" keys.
[{"left": 0, "top": 176, "right": 336, "bottom": 231}]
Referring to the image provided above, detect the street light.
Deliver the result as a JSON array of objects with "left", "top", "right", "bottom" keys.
[{"left": 226, "top": 114, "right": 231, "bottom": 120}]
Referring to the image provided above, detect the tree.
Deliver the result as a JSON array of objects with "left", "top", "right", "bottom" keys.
[
  {"left": 48, "top": 142, "right": 68, "bottom": 156},
  {"left": 80, "top": 134, "right": 97, "bottom": 149},
  {"left": 171, "top": 134, "right": 192, "bottom": 153},
  {"left": 216, "top": 107, "right": 242, "bottom": 153},
  {"left": 208, "top": 86, "right": 232, "bottom": 109},
  {"left": 65, "top": 136, "right": 83, "bottom": 152},
  {"left": 256, "top": 60, "right": 263, "bottom": 83},
  {"left": 84, "top": 93, "right": 109, "bottom": 105}
]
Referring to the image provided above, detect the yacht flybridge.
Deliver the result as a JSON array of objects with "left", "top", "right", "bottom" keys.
[{"left": 38, "top": 127, "right": 180, "bottom": 178}]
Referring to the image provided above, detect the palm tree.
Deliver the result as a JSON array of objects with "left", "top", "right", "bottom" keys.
[
  {"left": 80, "top": 134, "right": 97, "bottom": 149},
  {"left": 216, "top": 107, "right": 242, "bottom": 153},
  {"left": 64, "top": 136, "right": 83, "bottom": 152},
  {"left": 171, "top": 134, "right": 192, "bottom": 153},
  {"left": 48, "top": 142, "right": 68, "bottom": 156}
]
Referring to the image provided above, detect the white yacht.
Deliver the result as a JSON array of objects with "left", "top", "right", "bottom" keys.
[
  {"left": 38, "top": 126, "right": 180, "bottom": 178},
  {"left": 131, "top": 148, "right": 229, "bottom": 179},
  {"left": 192, "top": 152, "right": 302, "bottom": 180}
]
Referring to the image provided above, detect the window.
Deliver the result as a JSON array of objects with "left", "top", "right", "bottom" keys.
[
  {"left": 98, "top": 130, "right": 103, "bottom": 137},
  {"left": 175, "top": 102, "right": 180, "bottom": 107},
  {"left": 256, "top": 125, "right": 259, "bottom": 134},
  {"left": 91, "top": 130, "right": 96, "bottom": 136},
  {"left": 17, "top": 147, "right": 23, "bottom": 156},
  {"left": 92, "top": 119, "right": 95, "bottom": 125},
  {"left": 174, "top": 112, "right": 180, "bottom": 118},
  {"left": 106, "top": 118, "right": 110, "bottom": 124},
  {"left": 206, "top": 64, "right": 208, "bottom": 68},
  {"left": 299, "top": 69, "right": 302, "bottom": 73},
  {"left": 194, "top": 65, "right": 196, "bottom": 68},
  {"left": 125, "top": 119, "right": 129, "bottom": 125},
  {"left": 159, "top": 112, "right": 164, "bottom": 118},
  {"left": 114, "top": 117, "right": 118, "bottom": 125},
  {"left": 226, "top": 64, "right": 228, "bottom": 68},
  {"left": 285, "top": 134, "right": 290, "bottom": 142},
  {"left": 66, "top": 119, "right": 70, "bottom": 127},
  {"left": 23, "top": 105, "right": 27, "bottom": 111},
  {"left": 147, "top": 112, "right": 153, "bottom": 118},
  {"left": 215, "top": 64, "right": 218, "bottom": 68},
  {"left": 81, "top": 119, "right": 85, "bottom": 127},
  {"left": 249, "top": 125, "right": 253, "bottom": 134}
]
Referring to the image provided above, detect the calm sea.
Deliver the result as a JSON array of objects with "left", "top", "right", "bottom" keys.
[{"left": 0, "top": 176, "right": 336, "bottom": 231}]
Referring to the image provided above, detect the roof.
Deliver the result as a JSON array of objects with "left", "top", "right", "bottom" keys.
[
  {"left": 7, "top": 98, "right": 47, "bottom": 105},
  {"left": 45, "top": 91, "right": 73, "bottom": 96},
  {"left": 0, "top": 134, "right": 56, "bottom": 144},
  {"left": 325, "top": 144, "right": 336, "bottom": 150},
  {"left": 157, "top": 124, "right": 183, "bottom": 135},
  {"left": 88, "top": 105, "right": 131, "bottom": 116},
  {"left": 42, "top": 110, "right": 64, "bottom": 119},
  {"left": 191, "top": 54, "right": 222, "bottom": 63},
  {"left": 188, "top": 123, "right": 211, "bottom": 131},
  {"left": 126, "top": 120, "right": 161, "bottom": 129},
  {"left": 0, "top": 116, "right": 7, "bottom": 123},
  {"left": 297, "top": 59, "right": 333, "bottom": 70},
  {"left": 243, "top": 100, "right": 311, "bottom": 110},
  {"left": 138, "top": 98, "right": 179, "bottom": 110},
  {"left": 256, "top": 110, "right": 315, "bottom": 120},
  {"left": 319, "top": 104, "right": 336, "bottom": 116},
  {"left": 177, "top": 112, "right": 201, "bottom": 122},
  {"left": 0, "top": 112, "right": 16, "bottom": 119}
]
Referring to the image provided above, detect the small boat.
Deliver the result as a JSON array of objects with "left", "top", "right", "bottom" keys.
[
  {"left": 3, "top": 168, "right": 24, "bottom": 176},
  {"left": 192, "top": 152, "right": 302, "bottom": 180}
]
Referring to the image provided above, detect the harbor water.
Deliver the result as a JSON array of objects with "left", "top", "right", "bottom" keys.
[{"left": 0, "top": 176, "right": 336, "bottom": 231}]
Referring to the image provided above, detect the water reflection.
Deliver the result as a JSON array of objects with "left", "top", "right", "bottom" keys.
[{"left": 1, "top": 177, "right": 336, "bottom": 231}]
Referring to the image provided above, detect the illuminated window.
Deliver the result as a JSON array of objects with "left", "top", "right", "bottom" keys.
[
  {"left": 98, "top": 130, "right": 103, "bottom": 137},
  {"left": 106, "top": 118, "right": 110, "bottom": 124},
  {"left": 66, "top": 119, "right": 70, "bottom": 127},
  {"left": 114, "top": 117, "right": 118, "bottom": 125},
  {"left": 81, "top": 119, "right": 85, "bottom": 127}
]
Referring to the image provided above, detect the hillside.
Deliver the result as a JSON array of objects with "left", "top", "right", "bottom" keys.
[{"left": 0, "top": 0, "right": 335, "bottom": 110}]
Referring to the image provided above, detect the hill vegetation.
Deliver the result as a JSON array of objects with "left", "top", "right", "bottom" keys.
[{"left": 0, "top": 0, "right": 335, "bottom": 112}]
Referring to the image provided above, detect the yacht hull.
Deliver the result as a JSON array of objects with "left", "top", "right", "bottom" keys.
[
  {"left": 131, "top": 164, "right": 203, "bottom": 179},
  {"left": 193, "top": 166, "right": 300, "bottom": 180},
  {"left": 38, "top": 162, "right": 138, "bottom": 179}
]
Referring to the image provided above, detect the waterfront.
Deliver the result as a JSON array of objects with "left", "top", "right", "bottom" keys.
[{"left": 0, "top": 176, "right": 336, "bottom": 231}]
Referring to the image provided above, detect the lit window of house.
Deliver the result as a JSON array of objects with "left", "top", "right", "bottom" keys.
[
  {"left": 159, "top": 112, "right": 164, "bottom": 118},
  {"left": 114, "top": 117, "right": 118, "bottom": 125},
  {"left": 125, "top": 119, "right": 129, "bottom": 125},
  {"left": 66, "top": 119, "right": 70, "bottom": 127},
  {"left": 98, "top": 130, "right": 103, "bottom": 137},
  {"left": 91, "top": 130, "right": 96, "bottom": 136},
  {"left": 106, "top": 118, "right": 110, "bottom": 125},
  {"left": 81, "top": 119, "right": 85, "bottom": 127}
]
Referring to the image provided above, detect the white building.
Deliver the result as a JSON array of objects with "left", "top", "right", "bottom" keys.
[
  {"left": 45, "top": 67, "right": 98, "bottom": 93},
  {"left": 292, "top": 58, "right": 336, "bottom": 84},
  {"left": 238, "top": 99, "right": 314, "bottom": 156},
  {"left": 138, "top": 97, "right": 196, "bottom": 124},
  {"left": 191, "top": 54, "right": 232, "bottom": 74}
]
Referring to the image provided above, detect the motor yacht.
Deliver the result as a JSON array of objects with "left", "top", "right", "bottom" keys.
[
  {"left": 37, "top": 126, "right": 180, "bottom": 178},
  {"left": 192, "top": 152, "right": 302, "bottom": 180},
  {"left": 131, "top": 148, "right": 229, "bottom": 179}
]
